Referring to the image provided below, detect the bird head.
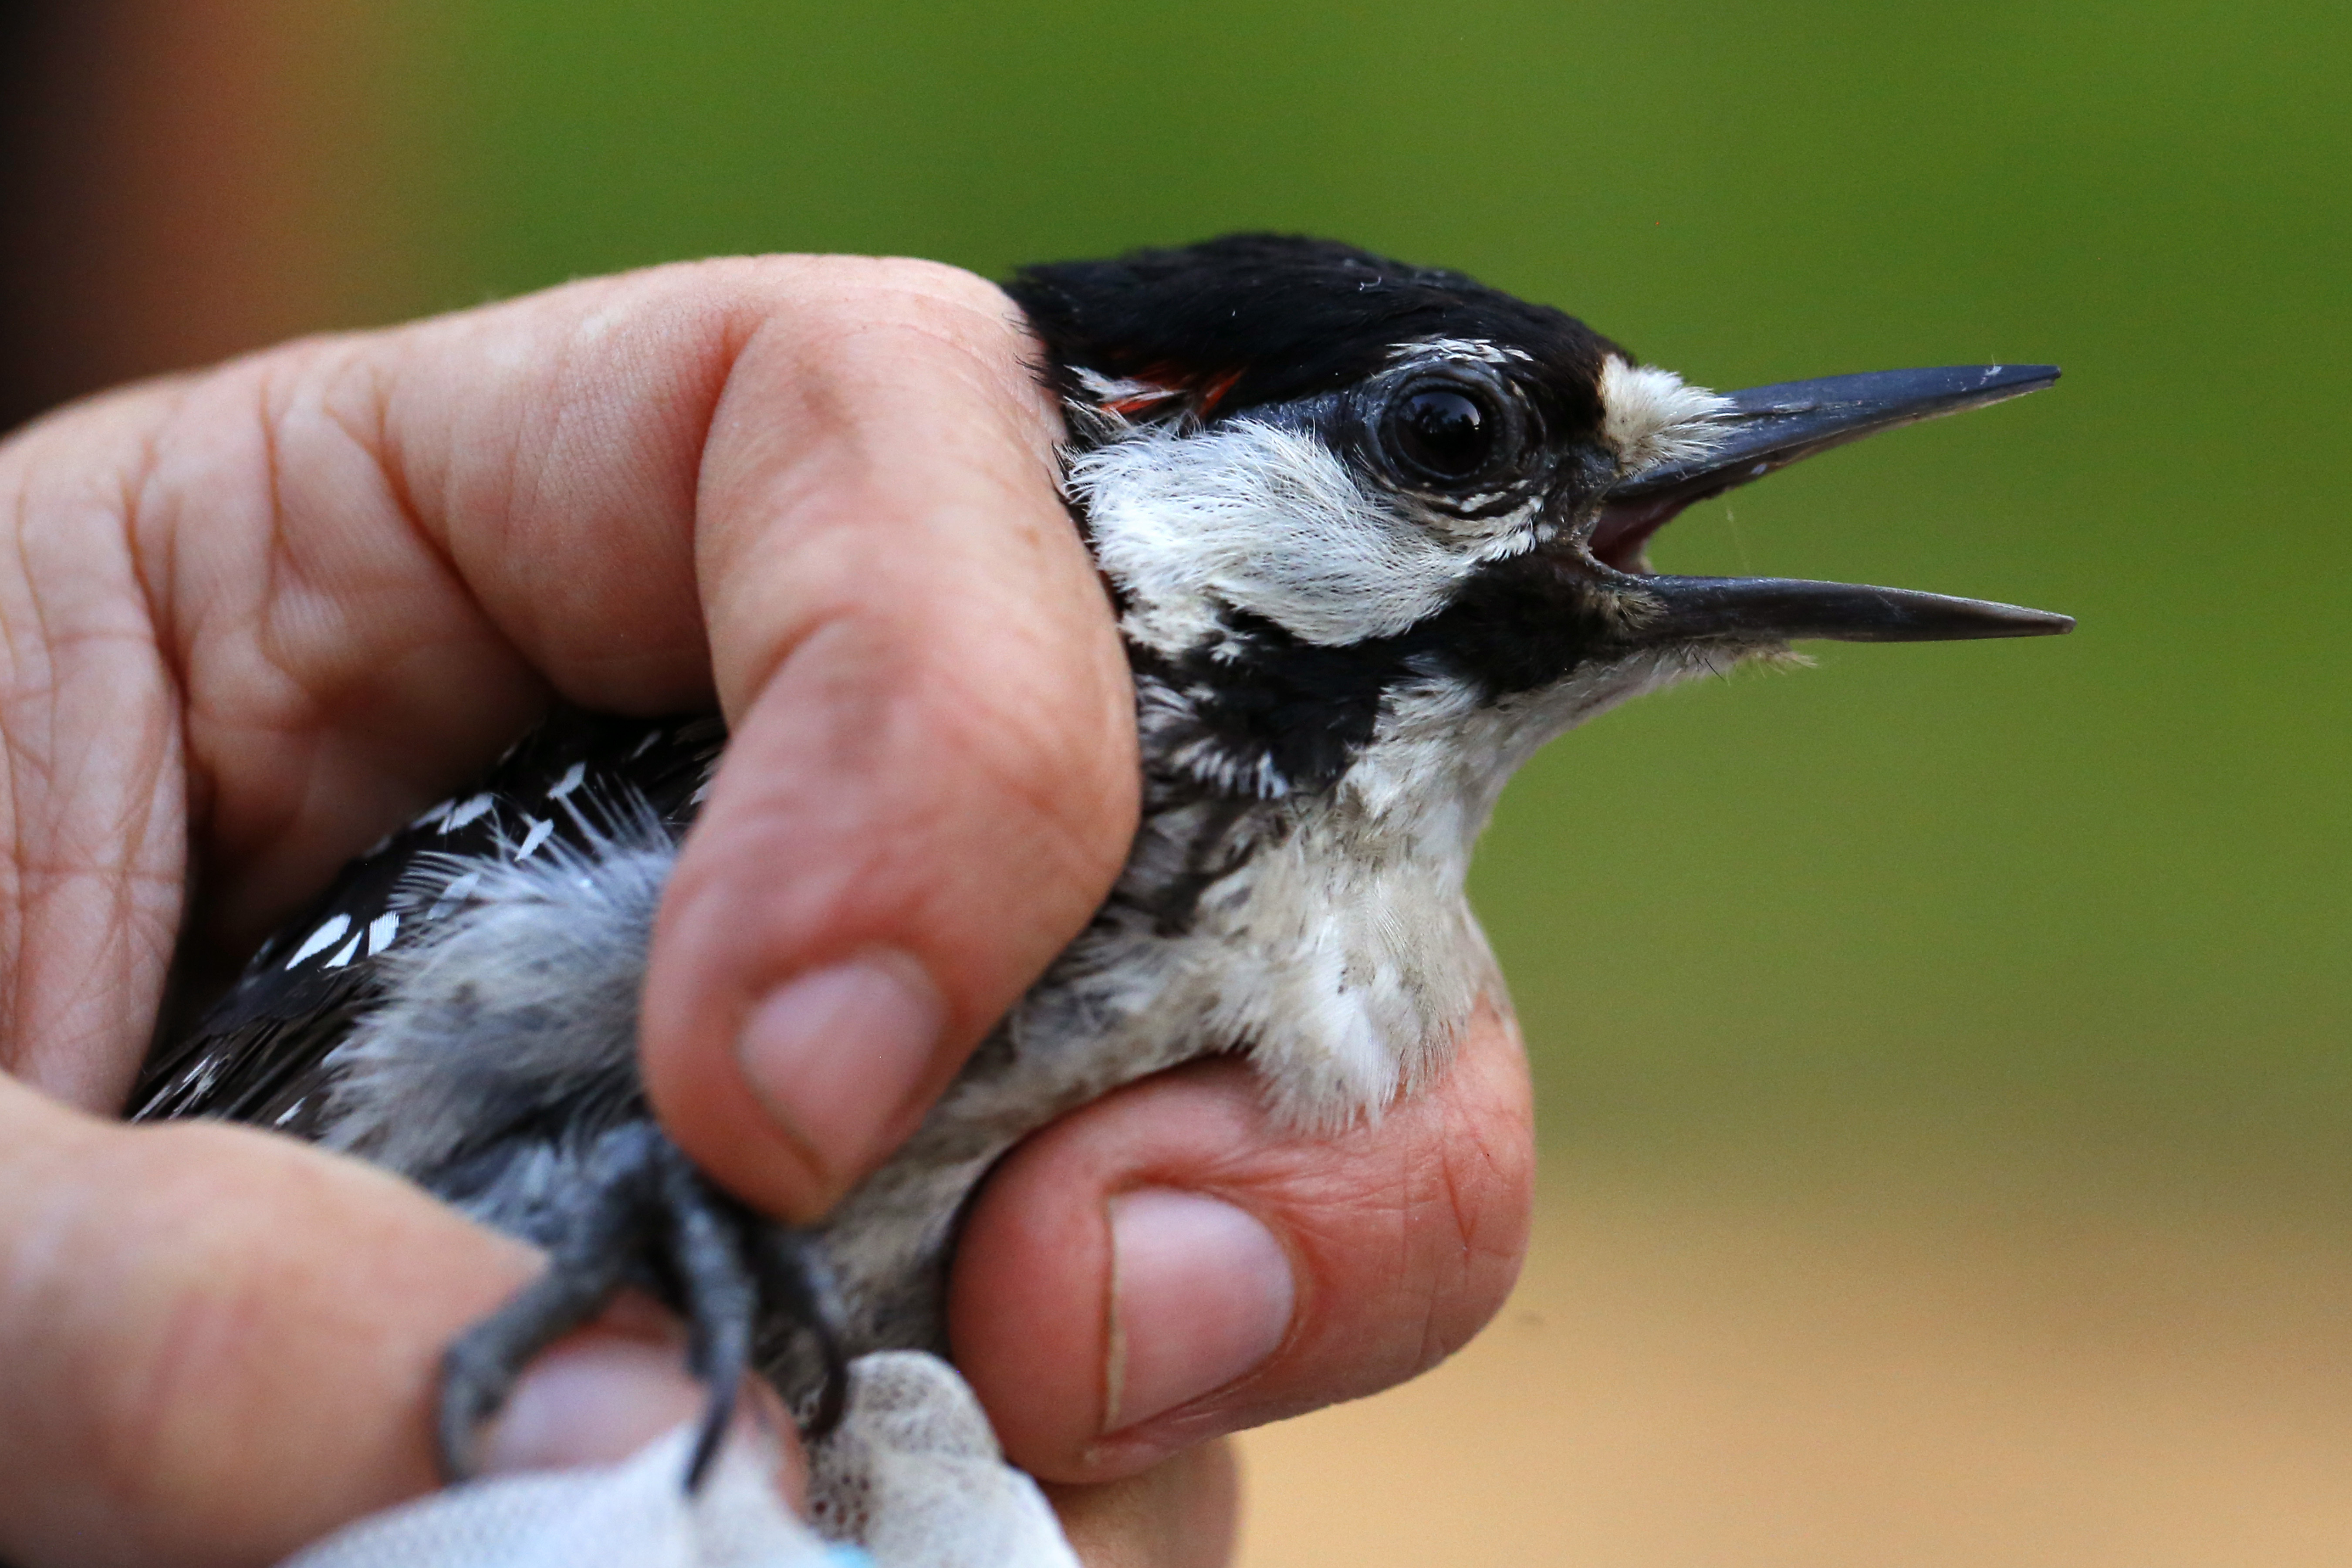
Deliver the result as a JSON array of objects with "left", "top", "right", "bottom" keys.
[{"left": 1007, "top": 234, "right": 2071, "bottom": 810}]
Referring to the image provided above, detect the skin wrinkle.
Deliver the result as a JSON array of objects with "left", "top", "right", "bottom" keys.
[
  {"left": 251, "top": 359, "right": 295, "bottom": 716},
  {"left": 1311, "top": 1029, "right": 1523, "bottom": 1387},
  {"left": 1404, "top": 1177, "right": 1465, "bottom": 1380},
  {"left": 170, "top": 347, "right": 538, "bottom": 939},
  {"left": 691, "top": 418, "right": 865, "bottom": 718},
  {"left": 324, "top": 347, "right": 559, "bottom": 749},
  {"left": 273, "top": 349, "right": 535, "bottom": 724},
  {"left": 1432, "top": 1043, "right": 1527, "bottom": 1270},
  {"left": 1282, "top": 1159, "right": 1425, "bottom": 1386},
  {"left": 3, "top": 457, "right": 62, "bottom": 730},
  {"left": 243, "top": 356, "right": 378, "bottom": 858},
  {"left": 393, "top": 273, "right": 723, "bottom": 701},
  {"left": 0, "top": 483, "right": 40, "bottom": 1068},
  {"left": 1402, "top": 1018, "right": 1531, "bottom": 1379},
  {"left": 1262, "top": 1169, "right": 1426, "bottom": 1393},
  {"left": 257, "top": 348, "right": 417, "bottom": 723},
  {"left": 395, "top": 336, "right": 527, "bottom": 589},
  {"left": 0, "top": 420, "right": 185, "bottom": 1098},
  {"left": 117, "top": 380, "right": 233, "bottom": 858},
  {"left": 0, "top": 808, "right": 29, "bottom": 1074},
  {"left": 11, "top": 706, "right": 178, "bottom": 1040},
  {"left": 493, "top": 314, "right": 636, "bottom": 674},
  {"left": 243, "top": 352, "right": 467, "bottom": 832},
  {"left": 317, "top": 351, "right": 449, "bottom": 606},
  {"left": 112, "top": 377, "right": 196, "bottom": 666},
  {"left": 618, "top": 270, "right": 740, "bottom": 429},
  {"left": 47, "top": 762, "right": 170, "bottom": 1104}
]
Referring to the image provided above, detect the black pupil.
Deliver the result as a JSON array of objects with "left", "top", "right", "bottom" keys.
[{"left": 1394, "top": 388, "right": 1490, "bottom": 480}]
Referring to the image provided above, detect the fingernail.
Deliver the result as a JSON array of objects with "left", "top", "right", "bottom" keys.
[
  {"left": 480, "top": 1337, "right": 710, "bottom": 1475},
  {"left": 1103, "top": 1190, "right": 1295, "bottom": 1433},
  {"left": 736, "top": 951, "right": 947, "bottom": 1191}
]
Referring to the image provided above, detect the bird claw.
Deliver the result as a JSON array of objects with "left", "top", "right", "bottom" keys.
[{"left": 436, "top": 1122, "right": 847, "bottom": 1490}]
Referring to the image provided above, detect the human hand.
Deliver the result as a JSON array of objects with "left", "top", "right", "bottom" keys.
[{"left": 0, "top": 256, "right": 1532, "bottom": 1567}]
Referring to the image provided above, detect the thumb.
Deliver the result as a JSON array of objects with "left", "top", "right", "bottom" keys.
[{"left": 0, "top": 1078, "right": 718, "bottom": 1568}]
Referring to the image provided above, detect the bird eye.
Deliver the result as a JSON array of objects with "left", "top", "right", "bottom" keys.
[{"left": 1384, "top": 385, "right": 1500, "bottom": 485}]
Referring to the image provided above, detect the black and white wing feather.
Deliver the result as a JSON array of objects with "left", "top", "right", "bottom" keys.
[{"left": 129, "top": 709, "right": 727, "bottom": 1137}]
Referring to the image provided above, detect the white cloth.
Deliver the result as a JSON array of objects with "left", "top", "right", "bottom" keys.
[{"left": 282, "top": 1352, "right": 1080, "bottom": 1568}]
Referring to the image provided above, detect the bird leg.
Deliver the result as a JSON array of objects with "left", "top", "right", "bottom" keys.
[{"left": 436, "top": 1120, "right": 846, "bottom": 1490}]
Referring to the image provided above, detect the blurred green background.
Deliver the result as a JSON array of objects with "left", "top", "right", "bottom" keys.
[
  {"left": 14, "top": 0, "right": 2341, "bottom": 1196},
  {"left": 368, "top": 0, "right": 2345, "bottom": 1199}
]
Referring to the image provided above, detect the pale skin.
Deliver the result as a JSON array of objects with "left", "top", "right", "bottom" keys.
[{"left": 0, "top": 256, "right": 1534, "bottom": 1568}]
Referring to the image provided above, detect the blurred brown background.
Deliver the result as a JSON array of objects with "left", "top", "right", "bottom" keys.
[
  {"left": 0, "top": 0, "right": 421, "bottom": 427},
  {"left": 6, "top": 2, "right": 2346, "bottom": 1562}
]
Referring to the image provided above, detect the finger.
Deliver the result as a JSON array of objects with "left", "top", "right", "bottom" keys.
[
  {"left": 636, "top": 260, "right": 1135, "bottom": 1217},
  {"left": 948, "top": 1002, "right": 1535, "bottom": 1483},
  {"left": 20, "top": 259, "right": 1132, "bottom": 1182},
  {"left": 1041, "top": 1441, "right": 1241, "bottom": 1568},
  {"left": 0, "top": 1077, "right": 770, "bottom": 1568}
]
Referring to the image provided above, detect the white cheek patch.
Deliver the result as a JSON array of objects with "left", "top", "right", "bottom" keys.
[
  {"left": 1600, "top": 355, "right": 1731, "bottom": 474},
  {"left": 1070, "top": 419, "right": 1524, "bottom": 651}
]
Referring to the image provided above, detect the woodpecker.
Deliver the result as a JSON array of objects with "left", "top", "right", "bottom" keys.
[{"left": 132, "top": 234, "right": 2072, "bottom": 1487}]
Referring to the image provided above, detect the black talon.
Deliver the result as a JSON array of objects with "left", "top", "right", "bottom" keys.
[{"left": 751, "top": 1223, "right": 852, "bottom": 1438}]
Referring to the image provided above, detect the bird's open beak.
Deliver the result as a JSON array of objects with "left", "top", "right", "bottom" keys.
[{"left": 1591, "top": 365, "right": 2075, "bottom": 643}]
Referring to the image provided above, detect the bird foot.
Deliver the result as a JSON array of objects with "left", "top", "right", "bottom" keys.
[{"left": 436, "top": 1121, "right": 847, "bottom": 1490}]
